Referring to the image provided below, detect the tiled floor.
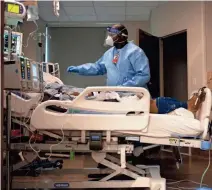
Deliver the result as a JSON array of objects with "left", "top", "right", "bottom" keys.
[{"left": 12, "top": 149, "right": 212, "bottom": 189}]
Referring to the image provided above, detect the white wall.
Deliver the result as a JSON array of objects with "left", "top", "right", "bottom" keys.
[
  {"left": 150, "top": 1, "right": 206, "bottom": 95},
  {"left": 20, "top": 18, "right": 46, "bottom": 61},
  {"left": 205, "top": 2, "right": 212, "bottom": 71}
]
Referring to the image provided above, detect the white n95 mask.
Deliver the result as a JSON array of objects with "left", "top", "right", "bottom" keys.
[{"left": 105, "top": 36, "right": 114, "bottom": 46}]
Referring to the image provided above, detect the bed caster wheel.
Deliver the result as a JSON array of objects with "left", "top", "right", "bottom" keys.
[
  {"left": 133, "top": 146, "right": 144, "bottom": 157},
  {"left": 55, "top": 161, "right": 63, "bottom": 169}
]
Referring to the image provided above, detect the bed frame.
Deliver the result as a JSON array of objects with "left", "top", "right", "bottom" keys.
[{"left": 10, "top": 87, "right": 212, "bottom": 190}]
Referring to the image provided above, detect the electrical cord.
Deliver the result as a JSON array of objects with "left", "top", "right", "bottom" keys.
[
  {"left": 200, "top": 149, "right": 211, "bottom": 188},
  {"left": 167, "top": 179, "right": 208, "bottom": 187},
  {"left": 28, "top": 126, "right": 64, "bottom": 160},
  {"left": 167, "top": 174, "right": 210, "bottom": 189}
]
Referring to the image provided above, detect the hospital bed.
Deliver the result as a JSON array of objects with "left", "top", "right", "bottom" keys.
[
  {"left": 11, "top": 86, "right": 212, "bottom": 190},
  {"left": 3, "top": 72, "right": 63, "bottom": 118},
  {"left": 30, "top": 86, "right": 211, "bottom": 139}
]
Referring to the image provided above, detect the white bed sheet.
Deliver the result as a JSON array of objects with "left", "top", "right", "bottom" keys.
[
  {"left": 32, "top": 106, "right": 203, "bottom": 138},
  {"left": 67, "top": 108, "right": 202, "bottom": 138},
  {"left": 66, "top": 107, "right": 202, "bottom": 138},
  {"left": 120, "top": 113, "right": 202, "bottom": 138}
]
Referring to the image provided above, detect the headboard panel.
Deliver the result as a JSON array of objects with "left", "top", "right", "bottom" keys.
[
  {"left": 194, "top": 88, "right": 212, "bottom": 139},
  {"left": 196, "top": 88, "right": 211, "bottom": 121}
]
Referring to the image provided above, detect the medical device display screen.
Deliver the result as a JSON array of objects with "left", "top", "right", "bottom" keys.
[
  {"left": 20, "top": 57, "right": 25, "bottom": 79},
  {"left": 43, "top": 62, "right": 47, "bottom": 72},
  {"left": 4, "top": 31, "right": 9, "bottom": 52},
  {"left": 32, "top": 64, "right": 38, "bottom": 81},
  {"left": 26, "top": 59, "right": 31, "bottom": 80},
  {"left": 4, "top": 30, "right": 22, "bottom": 55},
  {"left": 8, "top": 4, "right": 20, "bottom": 14},
  {"left": 5, "top": 3, "right": 24, "bottom": 14},
  {"left": 91, "top": 135, "right": 101, "bottom": 141},
  {"left": 48, "top": 65, "right": 53, "bottom": 74}
]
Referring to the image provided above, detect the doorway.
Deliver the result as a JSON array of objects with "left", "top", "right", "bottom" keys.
[
  {"left": 163, "top": 32, "right": 188, "bottom": 101},
  {"left": 139, "top": 29, "right": 188, "bottom": 101},
  {"left": 139, "top": 30, "right": 160, "bottom": 98}
]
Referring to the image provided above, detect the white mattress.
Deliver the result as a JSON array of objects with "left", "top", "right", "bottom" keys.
[
  {"left": 67, "top": 108, "right": 203, "bottom": 138},
  {"left": 32, "top": 108, "right": 203, "bottom": 138},
  {"left": 52, "top": 113, "right": 203, "bottom": 139},
  {"left": 119, "top": 113, "right": 202, "bottom": 138}
]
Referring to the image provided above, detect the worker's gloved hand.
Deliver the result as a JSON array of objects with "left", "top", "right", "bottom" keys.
[{"left": 67, "top": 66, "right": 79, "bottom": 73}]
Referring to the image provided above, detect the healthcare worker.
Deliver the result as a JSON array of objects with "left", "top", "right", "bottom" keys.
[{"left": 67, "top": 24, "right": 150, "bottom": 88}]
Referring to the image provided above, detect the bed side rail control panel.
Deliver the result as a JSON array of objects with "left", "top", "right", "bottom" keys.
[{"left": 89, "top": 131, "right": 103, "bottom": 151}]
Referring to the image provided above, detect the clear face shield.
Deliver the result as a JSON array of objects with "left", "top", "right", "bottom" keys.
[{"left": 104, "top": 27, "right": 128, "bottom": 47}]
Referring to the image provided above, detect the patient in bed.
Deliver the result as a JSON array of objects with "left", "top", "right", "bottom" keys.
[
  {"left": 68, "top": 87, "right": 206, "bottom": 117},
  {"left": 150, "top": 87, "right": 206, "bottom": 115},
  {"left": 44, "top": 76, "right": 206, "bottom": 117}
]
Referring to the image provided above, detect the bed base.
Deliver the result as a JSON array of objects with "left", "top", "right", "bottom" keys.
[
  {"left": 11, "top": 144, "right": 166, "bottom": 190},
  {"left": 8, "top": 86, "right": 212, "bottom": 190},
  {"left": 10, "top": 130, "right": 211, "bottom": 190}
]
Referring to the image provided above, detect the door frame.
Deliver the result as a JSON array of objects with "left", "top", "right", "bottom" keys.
[
  {"left": 138, "top": 29, "right": 187, "bottom": 97},
  {"left": 160, "top": 29, "right": 187, "bottom": 39}
]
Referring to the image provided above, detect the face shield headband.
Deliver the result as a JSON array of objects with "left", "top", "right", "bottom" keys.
[{"left": 106, "top": 27, "right": 128, "bottom": 38}]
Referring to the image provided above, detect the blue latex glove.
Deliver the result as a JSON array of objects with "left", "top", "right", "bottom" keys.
[{"left": 67, "top": 66, "right": 79, "bottom": 73}]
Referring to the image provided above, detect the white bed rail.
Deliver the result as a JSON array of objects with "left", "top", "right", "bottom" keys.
[
  {"left": 4, "top": 91, "right": 41, "bottom": 117},
  {"left": 196, "top": 88, "right": 211, "bottom": 139},
  {"left": 72, "top": 87, "right": 150, "bottom": 112},
  {"left": 30, "top": 87, "right": 150, "bottom": 131}
]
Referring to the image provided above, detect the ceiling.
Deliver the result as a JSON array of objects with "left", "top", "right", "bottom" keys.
[{"left": 38, "top": 1, "right": 163, "bottom": 23}]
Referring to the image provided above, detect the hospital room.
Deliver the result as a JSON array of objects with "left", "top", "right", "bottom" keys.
[{"left": 1, "top": 0, "right": 212, "bottom": 189}]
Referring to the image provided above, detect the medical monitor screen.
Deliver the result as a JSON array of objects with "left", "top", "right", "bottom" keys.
[
  {"left": 48, "top": 65, "right": 53, "bottom": 74},
  {"left": 4, "top": 30, "right": 22, "bottom": 55},
  {"left": 4, "top": 32, "right": 9, "bottom": 52},
  {"left": 8, "top": 4, "right": 20, "bottom": 14},
  {"left": 32, "top": 64, "right": 38, "bottom": 82}
]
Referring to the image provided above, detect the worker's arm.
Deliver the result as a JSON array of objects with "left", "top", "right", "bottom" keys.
[
  {"left": 67, "top": 56, "right": 107, "bottom": 76},
  {"left": 122, "top": 51, "right": 150, "bottom": 87}
]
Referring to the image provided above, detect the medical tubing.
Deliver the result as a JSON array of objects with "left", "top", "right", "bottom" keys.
[
  {"left": 23, "top": 21, "right": 38, "bottom": 49},
  {"left": 200, "top": 149, "right": 211, "bottom": 188}
]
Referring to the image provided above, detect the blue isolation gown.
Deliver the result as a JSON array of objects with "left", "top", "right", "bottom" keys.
[{"left": 71, "top": 42, "right": 150, "bottom": 88}]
